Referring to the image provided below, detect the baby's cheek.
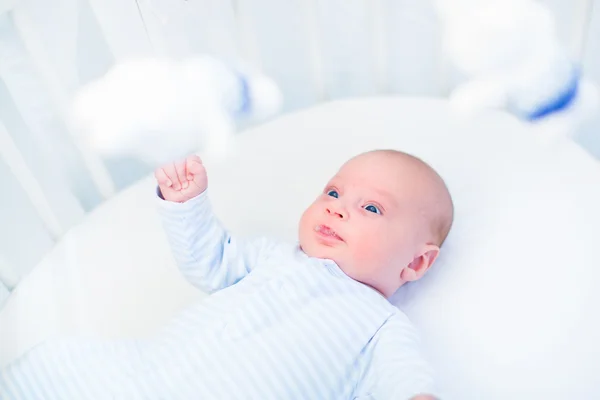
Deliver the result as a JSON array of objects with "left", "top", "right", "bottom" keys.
[
  {"left": 298, "top": 204, "right": 319, "bottom": 243},
  {"left": 298, "top": 211, "right": 311, "bottom": 240},
  {"left": 349, "top": 226, "right": 387, "bottom": 266},
  {"left": 300, "top": 204, "right": 317, "bottom": 227}
]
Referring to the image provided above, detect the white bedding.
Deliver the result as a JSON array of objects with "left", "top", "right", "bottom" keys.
[{"left": 1, "top": 97, "right": 600, "bottom": 399}]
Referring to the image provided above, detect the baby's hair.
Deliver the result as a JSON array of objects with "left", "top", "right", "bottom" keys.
[{"left": 366, "top": 149, "right": 454, "bottom": 247}]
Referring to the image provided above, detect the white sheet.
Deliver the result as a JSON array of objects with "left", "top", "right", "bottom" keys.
[{"left": 2, "top": 97, "right": 599, "bottom": 399}]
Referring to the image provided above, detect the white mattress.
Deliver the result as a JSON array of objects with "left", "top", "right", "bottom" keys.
[{"left": 1, "top": 97, "right": 599, "bottom": 399}]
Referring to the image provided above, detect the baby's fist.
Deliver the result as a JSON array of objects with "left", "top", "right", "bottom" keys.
[{"left": 155, "top": 155, "right": 208, "bottom": 203}]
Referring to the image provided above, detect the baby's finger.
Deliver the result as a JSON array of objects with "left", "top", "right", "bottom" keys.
[
  {"left": 174, "top": 159, "right": 188, "bottom": 190},
  {"left": 154, "top": 168, "right": 172, "bottom": 188},
  {"left": 186, "top": 156, "right": 204, "bottom": 179},
  {"left": 187, "top": 155, "right": 203, "bottom": 165},
  {"left": 161, "top": 164, "right": 180, "bottom": 190}
]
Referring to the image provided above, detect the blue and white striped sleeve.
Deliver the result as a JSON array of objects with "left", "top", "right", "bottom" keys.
[
  {"left": 354, "top": 313, "right": 438, "bottom": 400},
  {"left": 157, "top": 189, "right": 272, "bottom": 293}
]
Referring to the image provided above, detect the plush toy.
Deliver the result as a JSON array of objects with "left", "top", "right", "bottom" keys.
[
  {"left": 436, "top": 0, "right": 599, "bottom": 142},
  {"left": 69, "top": 55, "right": 283, "bottom": 165}
]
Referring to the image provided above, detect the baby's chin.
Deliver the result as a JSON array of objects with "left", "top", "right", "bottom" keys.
[{"left": 299, "top": 238, "right": 342, "bottom": 262}]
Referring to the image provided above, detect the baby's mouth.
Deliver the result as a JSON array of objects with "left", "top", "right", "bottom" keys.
[{"left": 314, "top": 225, "right": 344, "bottom": 242}]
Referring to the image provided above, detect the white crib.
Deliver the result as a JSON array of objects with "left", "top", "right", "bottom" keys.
[
  {"left": 1, "top": 0, "right": 600, "bottom": 291},
  {"left": 1, "top": 1, "right": 600, "bottom": 398},
  {"left": 1, "top": 96, "right": 600, "bottom": 399}
]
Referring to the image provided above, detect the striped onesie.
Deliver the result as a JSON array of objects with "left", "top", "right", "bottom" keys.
[{"left": 0, "top": 190, "right": 437, "bottom": 399}]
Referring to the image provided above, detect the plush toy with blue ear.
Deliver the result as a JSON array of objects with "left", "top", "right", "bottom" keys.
[
  {"left": 436, "top": 0, "right": 599, "bottom": 142},
  {"left": 69, "top": 55, "right": 283, "bottom": 165}
]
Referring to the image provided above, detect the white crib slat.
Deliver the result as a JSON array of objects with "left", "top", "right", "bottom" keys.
[
  {"left": 0, "top": 121, "right": 64, "bottom": 239},
  {"left": 85, "top": 0, "right": 154, "bottom": 60},
  {"left": 572, "top": 0, "right": 595, "bottom": 61},
  {"left": 0, "top": 0, "right": 17, "bottom": 14},
  {"left": 0, "top": 14, "right": 90, "bottom": 223},
  {"left": 370, "top": 0, "right": 389, "bottom": 94},
  {"left": 234, "top": 0, "right": 320, "bottom": 110},
  {"left": 136, "top": 0, "right": 240, "bottom": 61},
  {"left": 133, "top": 0, "right": 191, "bottom": 58},
  {"left": 230, "top": 0, "right": 262, "bottom": 69},
  {"left": 0, "top": 155, "right": 56, "bottom": 292},
  {"left": 17, "top": 0, "right": 80, "bottom": 94},
  {"left": 582, "top": 0, "right": 600, "bottom": 83},
  {"left": 10, "top": 7, "right": 117, "bottom": 201},
  {"left": 315, "top": 0, "right": 377, "bottom": 99},
  {"left": 0, "top": 246, "right": 20, "bottom": 291},
  {"left": 542, "top": 0, "right": 591, "bottom": 59},
  {"left": 178, "top": 0, "right": 239, "bottom": 60},
  {"left": 384, "top": 0, "right": 443, "bottom": 96},
  {"left": 299, "top": 0, "right": 326, "bottom": 101},
  {"left": 0, "top": 280, "right": 8, "bottom": 307},
  {"left": 75, "top": 0, "right": 116, "bottom": 85}
]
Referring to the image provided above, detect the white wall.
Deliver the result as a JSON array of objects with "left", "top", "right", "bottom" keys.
[{"left": 0, "top": 0, "right": 599, "bottom": 289}]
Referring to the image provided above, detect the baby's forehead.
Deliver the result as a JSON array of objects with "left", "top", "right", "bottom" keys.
[
  {"left": 343, "top": 150, "right": 419, "bottom": 170},
  {"left": 333, "top": 153, "right": 438, "bottom": 202},
  {"left": 337, "top": 153, "right": 424, "bottom": 185}
]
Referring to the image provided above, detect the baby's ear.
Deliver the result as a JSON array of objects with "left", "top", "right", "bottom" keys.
[{"left": 401, "top": 245, "right": 440, "bottom": 282}]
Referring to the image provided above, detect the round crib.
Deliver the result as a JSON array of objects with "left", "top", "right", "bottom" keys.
[
  {"left": 2, "top": 97, "right": 600, "bottom": 399},
  {"left": 1, "top": 0, "right": 600, "bottom": 293}
]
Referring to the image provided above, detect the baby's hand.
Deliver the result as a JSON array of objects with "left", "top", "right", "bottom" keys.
[{"left": 155, "top": 155, "right": 208, "bottom": 203}]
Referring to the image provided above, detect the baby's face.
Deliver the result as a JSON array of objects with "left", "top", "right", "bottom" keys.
[{"left": 299, "top": 152, "right": 436, "bottom": 297}]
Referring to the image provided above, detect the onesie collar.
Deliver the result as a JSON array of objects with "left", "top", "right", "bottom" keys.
[{"left": 294, "top": 244, "right": 350, "bottom": 279}]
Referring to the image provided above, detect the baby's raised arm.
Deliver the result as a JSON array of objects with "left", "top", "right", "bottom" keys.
[{"left": 155, "top": 155, "right": 271, "bottom": 293}]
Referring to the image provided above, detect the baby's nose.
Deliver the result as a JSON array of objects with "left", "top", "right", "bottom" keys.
[{"left": 326, "top": 205, "right": 347, "bottom": 220}]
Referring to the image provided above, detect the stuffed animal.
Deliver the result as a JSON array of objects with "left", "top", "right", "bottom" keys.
[
  {"left": 69, "top": 55, "right": 283, "bottom": 165},
  {"left": 436, "top": 0, "right": 599, "bottom": 142}
]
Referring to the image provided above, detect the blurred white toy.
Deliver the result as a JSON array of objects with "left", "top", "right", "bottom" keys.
[
  {"left": 69, "top": 55, "right": 283, "bottom": 165},
  {"left": 436, "top": 0, "right": 599, "bottom": 142}
]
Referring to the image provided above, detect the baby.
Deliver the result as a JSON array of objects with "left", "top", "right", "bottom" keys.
[
  {"left": 0, "top": 149, "right": 452, "bottom": 400},
  {"left": 154, "top": 149, "right": 453, "bottom": 399}
]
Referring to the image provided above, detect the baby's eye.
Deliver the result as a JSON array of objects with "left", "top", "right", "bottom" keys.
[
  {"left": 364, "top": 204, "right": 381, "bottom": 214},
  {"left": 326, "top": 189, "right": 339, "bottom": 198}
]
